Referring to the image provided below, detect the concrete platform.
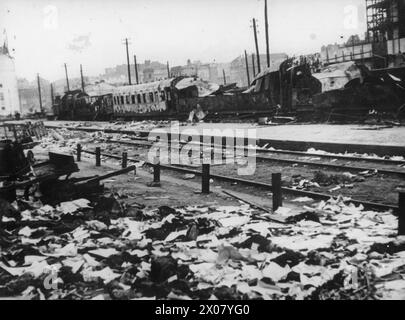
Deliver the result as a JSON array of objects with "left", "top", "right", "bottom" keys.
[
  {"left": 186, "top": 123, "right": 405, "bottom": 147},
  {"left": 41, "top": 121, "right": 404, "bottom": 146},
  {"left": 11, "top": 120, "right": 405, "bottom": 156}
]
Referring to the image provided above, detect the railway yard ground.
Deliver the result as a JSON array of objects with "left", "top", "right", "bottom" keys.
[
  {"left": 1, "top": 120, "right": 405, "bottom": 300},
  {"left": 40, "top": 120, "right": 405, "bottom": 146}
]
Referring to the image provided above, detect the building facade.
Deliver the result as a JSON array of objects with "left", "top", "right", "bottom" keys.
[
  {"left": 171, "top": 60, "right": 219, "bottom": 83},
  {"left": 102, "top": 60, "right": 168, "bottom": 85},
  {"left": 18, "top": 77, "right": 52, "bottom": 115}
]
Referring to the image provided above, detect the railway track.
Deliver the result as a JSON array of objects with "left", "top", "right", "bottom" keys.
[
  {"left": 45, "top": 124, "right": 404, "bottom": 212},
  {"left": 96, "top": 138, "right": 405, "bottom": 178},
  {"left": 78, "top": 147, "right": 399, "bottom": 213},
  {"left": 47, "top": 124, "right": 405, "bottom": 171}
]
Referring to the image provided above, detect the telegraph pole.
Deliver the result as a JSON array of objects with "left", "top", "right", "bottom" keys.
[
  {"left": 252, "top": 53, "right": 256, "bottom": 77},
  {"left": 37, "top": 74, "right": 43, "bottom": 113},
  {"left": 50, "top": 83, "right": 54, "bottom": 106},
  {"left": 265, "top": 0, "right": 270, "bottom": 68},
  {"left": 64, "top": 63, "right": 70, "bottom": 92},
  {"left": 167, "top": 61, "right": 170, "bottom": 78},
  {"left": 252, "top": 18, "right": 261, "bottom": 73},
  {"left": 123, "top": 38, "right": 132, "bottom": 85},
  {"left": 80, "top": 64, "right": 85, "bottom": 92},
  {"left": 244, "top": 50, "right": 250, "bottom": 85},
  {"left": 134, "top": 55, "right": 139, "bottom": 84}
]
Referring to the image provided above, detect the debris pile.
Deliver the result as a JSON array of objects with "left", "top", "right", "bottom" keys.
[
  {"left": 290, "top": 169, "right": 381, "bottom": 193},
  {"left": 59, "top": 121, "right": 183, "bottom": 133},
  {"left": 1, "top": 193, "right": 404, "bottom": 300},
  {"left": 40, "top": 129, "right": 90, "bottom": 154},
  {"left": 306, "top": 148, "right": 405, "bottom": 162}
]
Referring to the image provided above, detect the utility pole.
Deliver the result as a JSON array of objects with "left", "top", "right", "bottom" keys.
[
  {"left": 134, "top": 55, "right": 139, "bottom": 84},
  {"left": 265, "top": 0, "right": 270, "bottom": 68},
  {"left": 222, "top": 69, "right": 227, "bottom": 85},
  {"left": 50, "top": 83, "right": 54, "bottom": 106},
  {"left": 244, "top": 50, "right": 250, "bottom": 85},
  {"left": 252, "top": 53, "right": 256, "bottom": 77},
  {"left": 352, "top": 36, "right": 355, "bottom": 61},
  {"left": 123, "top": 38, "right": 132, "bottom": 85},
  {"left": 252, "top": 18, "right": 261, "bottom": 73},
  {"left": 167, "top": 61, "right": 170, "bottom": 78},
  {"left": 64, "top": 63, "right": 70, "bottom": 92},
  {"left": 80, "top": 64, "right": 85, "bottom": 92},
  {"left": 37, "top": 73, "right": 43, "bottom": 113}
]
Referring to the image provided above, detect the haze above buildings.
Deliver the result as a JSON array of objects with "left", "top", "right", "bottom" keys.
[
  {"left": 1, "top": 0, "right": 366, "bottom": 82},
  {"left": 4, "top": 0, "right": 403, "bottom": 117}
]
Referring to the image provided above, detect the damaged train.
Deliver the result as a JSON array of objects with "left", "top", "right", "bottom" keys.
[
  {"left": 52, "top": 77, "right": 273, "bottom": 121},
  {"left": 250, "top": 58, "right": 405, "bottom": 121},
  {"left": 53, "top": 59, "right": 405, "bottom": 122}
]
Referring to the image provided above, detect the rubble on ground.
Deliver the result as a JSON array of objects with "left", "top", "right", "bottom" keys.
[
  {"left": 304, "top": 148, "right": 405, "bottom": 162},
  {"left": 58, "top": 121, "right": 186, "bottom": 133},
  {"left": 259, "top": 145, "right": 405, "bottom": 162},
  {"left": 1, "top": 192, "right": 404, "bottom": 300}
]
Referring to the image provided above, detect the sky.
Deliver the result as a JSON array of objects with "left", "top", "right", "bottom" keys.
[{"left": 0, "top": 0, "right": 367, "bottom": 82}]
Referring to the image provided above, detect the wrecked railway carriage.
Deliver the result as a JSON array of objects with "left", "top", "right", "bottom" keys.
[
  {"left": 311, "top": 63, "right": 405, "bottom": 121},
  {"left": 53, "top": 77, "right": 272, "bottom": 121},
  {"left": 251, "top": 59, "right": 405, "bottom": 121},
  {"left": 53, "top": 60, "right": 405, "bottom": 122}
]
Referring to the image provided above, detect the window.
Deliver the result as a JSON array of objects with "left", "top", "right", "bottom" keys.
[
  {"left": 149, "top": 92, "right": 154, "bottom": 102},
  {"left": 131, "top": 95, "right": 136, "bottom": 104},
  {"left": 0, "top": 84, "right": 2, "bottom": 88},
  {"left": 126, "top": 95, "right": 130, "bottom": 104},
  {"left": 137, "top": 94, "right": 142, "bottom": 104},
  {"left": 160, "top": 91, "right": 166, "bottom": 101},
  {"left": 113, "top": 96, "right": 117, "bottom": 105},
  {"left": 120, "top": 96, "right": 124, "bottom": 104},
  {"left": 155, "top": 92, "right": 159, "bottom": 102},
  {"left": 142, "top": 93, "right": 147, "bottom": 103}
]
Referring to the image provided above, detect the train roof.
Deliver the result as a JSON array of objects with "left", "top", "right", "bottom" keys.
[{"left": 175, "top": 77, "right": 220, "bottom": 97}]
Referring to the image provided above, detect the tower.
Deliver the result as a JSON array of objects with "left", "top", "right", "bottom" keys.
[{"left": 0, "top": 30, "right": 21, "bottom": 117}]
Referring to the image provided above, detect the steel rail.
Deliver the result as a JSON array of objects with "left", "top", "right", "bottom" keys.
[
  {"left": 99, "top": 139, "right": 405, "bottom": 177},
  {"left": 79, "top": 148, "right": 398, "bottom": 213}
]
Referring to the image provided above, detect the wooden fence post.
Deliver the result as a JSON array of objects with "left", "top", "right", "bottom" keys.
[
  {"left": 153, "top": 157, "right": 160, "bottom": 183},
  {"left": 76, "top": 144, "right": 81, "bottom": 162},
  {"left": 272, "top": 173, "right": 283, "bottom": 211},
  {"left": 399, "top": 191, "right": 405, "bottom": 235},
  {"left": 122, "top": 152, "right": 128, "bottom": 169},
  {"left": 95, "top": 147, "right": 101, "bottom": 167},
  {"left": 202, "top": 164, "right": 210, "bottom": 194}
]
